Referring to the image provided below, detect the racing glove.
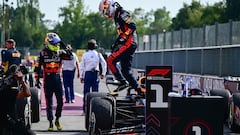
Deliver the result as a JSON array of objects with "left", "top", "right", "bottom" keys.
[
  {"left": 112, "top": 34, "right": 127, "bottom": 52},
  {"left": 59, "top": 41, "right": 73, "bottom": 56},
  {"left": 59, "top": 41, "right": 67, "bottom": 49},
  {"left": 115, "top": 34, "right": 127, "bottom": 45},
  {"left": 116, "top": 28, "right": 133, "bottom": 45},
  {"left": 65, "top": 49, "right": 73, "bottom": 56}
]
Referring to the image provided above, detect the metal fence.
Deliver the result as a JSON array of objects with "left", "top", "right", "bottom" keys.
[
  {"left": 137, "top": 20, "right": 240, "bottom": 51},
  {"left": 26, "top": 21, "right": 239, "bottom": 55},
  {"left": 133, "top": 20, "right": 240, "bottom": 77}
]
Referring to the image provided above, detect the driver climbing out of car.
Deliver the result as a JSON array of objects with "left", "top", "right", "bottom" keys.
[
  {"left": 99, "top": 0, "right": 143, "bottom": 96},
  {"left": 34, "top": 32, "right": 73, "bottom": 131}
]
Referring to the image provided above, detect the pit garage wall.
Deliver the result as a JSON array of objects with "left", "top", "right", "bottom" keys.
[{"left": 132, "top": 45, "right": 240, "bottom": 92}]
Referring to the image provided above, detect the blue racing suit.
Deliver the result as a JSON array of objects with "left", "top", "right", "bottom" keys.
[{"left": 1, "top": 48, "right": 21, "bottom": 74}]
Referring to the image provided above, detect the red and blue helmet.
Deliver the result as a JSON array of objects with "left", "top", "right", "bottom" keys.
[
  {"left": 99, "top": 0, "right": 116, "bottom": 19},
  {"left": 45, "top": 32, "right": 61, "bottom": 45},
  {"left": 45, "top": 33, "right": 61, "bottom": 52}
]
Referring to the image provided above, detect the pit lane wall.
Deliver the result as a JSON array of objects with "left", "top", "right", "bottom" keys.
[
  {"left": 132, "top": 44, "right": 240, "bottom": 92},
  {"left": 133, "top": 44, "right": 240, "bottom": 77},
  {"left": 134, "top": 68, "right": 238, "bottom": 95},
  {"left": 134, "top": 69, "right": 226, "bottom": 92}
]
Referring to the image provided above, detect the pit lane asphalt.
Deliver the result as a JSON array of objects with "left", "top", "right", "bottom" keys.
[
  {"left": 31, "top": 75, "right": 115, "bottom": 135},
  {"left": 31, "top": 74, "right": 239, "bottom": 135}
]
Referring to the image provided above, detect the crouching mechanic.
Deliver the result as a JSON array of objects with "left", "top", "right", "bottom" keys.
[
  {"left": 99, "top": 0, "right": 143, "bottom": 96},
  {"left": 34, "top": 32, "right": 73, "bottom": 131},
  {"left": 0, "top": 65, "right": 35, "bottom": 135}
]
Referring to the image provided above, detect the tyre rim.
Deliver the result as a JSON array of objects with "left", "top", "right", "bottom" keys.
[
  {"left": 24, "top": 98, "right": 31, "bottom": 127},
  {"left": 89, "top": 112, "right": 96, "bottom": 134},
  {"left": 24, "top": 104, "right": 30, "bottom": 126},
  {"left": 228, "top": 102, "right": 234, "bottom": 128}
]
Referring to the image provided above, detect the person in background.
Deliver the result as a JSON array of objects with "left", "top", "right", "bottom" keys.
[
  {"left": 0, "top": 39, "right": 35, "bottom": 135},
  {"left": 1, "top": 39, "right": 22, "bottom": 74},
  {"left": 34, "top": 32, "right": 73, "bottom": 131},
  {"left": 0, "top": 66, "right": 34, "bottom": 135},
  {"left": 79, "top": 39, "right": 107, "bottom": 114},
  {"left": 62, "top": 44, "right": 80, "bottom": 103},
  {"left": 98, "top": 0, "right": 143, "bottom": 96},
  {"left": 23, "top": 52, "right": 35, "bottom": 87},
  {"left": 98, "top": 47, "right": 109, "bottom": 75}
]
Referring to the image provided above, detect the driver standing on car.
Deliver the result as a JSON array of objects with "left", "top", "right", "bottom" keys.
[
  {"left": 99, "top": 0, "right": 143, "bottom": 96},
  {"left": 34, "top": 32, "right": 73, "bottom": 131}
]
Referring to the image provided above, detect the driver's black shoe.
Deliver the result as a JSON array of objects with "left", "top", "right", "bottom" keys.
[{"left": 113, "top": 81, "right": 129, "bottom": 92}]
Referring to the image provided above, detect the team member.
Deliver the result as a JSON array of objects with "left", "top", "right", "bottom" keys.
[
  {"left": 34, "top": 32, "right": 72, "bottom": 131},
  {"left": 79, "top": 39, "right": 107, "bottom": 114},
  {"left": 99, "top": 0, "right": 142, "bottom": 95},
  {"left": 0, "top": 66, "right": 35, "bottom": 135},
  {"left": 62, "top": 44, "right": 80, "bottom": 103},
  {"left": 1, "top": 39, "right": 21, "bottom": 74}
]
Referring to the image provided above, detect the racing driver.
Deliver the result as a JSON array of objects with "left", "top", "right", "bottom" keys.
[
  {"left": 99, "top": 0, "right": 143, "bottom": 96},
  {"left": 34, "top": 32, "right": 72, "bottom": 131}
]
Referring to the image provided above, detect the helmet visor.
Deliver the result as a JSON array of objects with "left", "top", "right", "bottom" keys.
[{"left": 48, "top": 44, "right": 60, "bottom": 52}]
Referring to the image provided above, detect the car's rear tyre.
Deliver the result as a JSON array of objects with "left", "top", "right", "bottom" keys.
[
  {"left": 88, "top": 112, "right": 96, "bottom": 135},
  {"left": 228, "top": 93, "right": 240, "bottom": 132},
  {"left": 16, "top": 98, "right": 31, "bottom": 128},
  {"left": 30, "top": 87, "right": 41, "bottom": 123},
  {"left": 210, "top": 89, "right": 230, "bottom": 122},
  {"left": 85, "top": 92, "right": 108, "bottom": 130},
  {"left": 89, "top": 97, "right": 112, "bottom": 134},
  {"left": 24, "top": 99, "right": 32, "bottom": 129}
]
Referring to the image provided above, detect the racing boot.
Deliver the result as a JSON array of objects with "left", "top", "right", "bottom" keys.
[
  {"left": 48, "top": 121, "right": 53, "bottom": 131},
  {"left": 113, "top": 80, "right": 129, "bottom": 92},
  {"left": 55, "top": 118, "right": 62, "bottom": 131}
]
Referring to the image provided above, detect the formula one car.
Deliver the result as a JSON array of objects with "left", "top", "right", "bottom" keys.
[
  {"left": 85, "top": 74, "right": 146, "bottom": 135},
  {"left": 210, "top": 76, "right": 240, "bottom": 133}
]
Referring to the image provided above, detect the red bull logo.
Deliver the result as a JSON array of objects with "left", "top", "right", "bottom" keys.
[{"left": 46, "top": 62, "right": 60, "bottom": 68}]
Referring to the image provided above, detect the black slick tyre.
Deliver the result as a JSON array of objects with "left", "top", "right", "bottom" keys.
[
  {"left": 89, "top": 97, "right": 112, "bottom": 134},
  {"left": 85, "top": 92, "right": 108, "bottom": 130},
  {"left": 30, "top": 87, "right": 41, "bottom": 123},
  {"left": 210, "top": 89, "right": 230, "bottom": 123}
]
